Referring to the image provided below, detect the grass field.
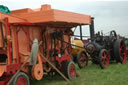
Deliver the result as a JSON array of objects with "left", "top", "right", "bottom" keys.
[{"left": 31, "top": 61, "right": 128, "bottom": 85}]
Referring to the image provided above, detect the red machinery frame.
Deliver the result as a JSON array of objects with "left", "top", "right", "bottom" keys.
[{"left": 0, "top": 17, "right": 74, "bottom": 85}]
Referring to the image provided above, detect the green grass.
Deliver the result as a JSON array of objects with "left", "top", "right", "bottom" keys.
[{"left": 31, "top": 61, "right": 128, "bottom": 85}]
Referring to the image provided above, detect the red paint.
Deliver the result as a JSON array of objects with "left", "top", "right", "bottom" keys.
[
  {"left": 16, "top": 26, "right": 20, "bottom": 64},
  {"left": 0, "top": 76, "right": 11, "bottom": 85},
  {"left": 16, "top": 76, "right": 27, "bottom": 85},
  {"left": 5, "top": 64, "right": 21, "bottom": 75},
  {"left": 69, "top": 64, "right": 75, "bottom": 78},
  {"left": 120, "top": 40, "right": 127, "bottom": 64},
  {"left": 0, "top": 50, "right": 7, "bottom": 54},
  {"left": 80, "top": 57, "right": 88, "bottom": 66},
  {"left": 5, "top": 18, "right": 12, "bottom": 64},
  {"left": 101, "top": 50, "right": 109, "bottom": 68},
  {"left": 14, "top": 22, "right": 33, "bottom": 25},
  {"left": 56, "top": 56, "right": 70, "bottom": 63}
]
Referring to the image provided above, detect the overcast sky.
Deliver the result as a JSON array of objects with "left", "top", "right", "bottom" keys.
[{"left": 1, "top": 0, "right": 128, "bottom": 37}]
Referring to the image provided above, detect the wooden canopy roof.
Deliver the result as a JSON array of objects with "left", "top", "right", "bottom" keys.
[{"left": 1, "top": 4, "right": 91, "bottom": 26}]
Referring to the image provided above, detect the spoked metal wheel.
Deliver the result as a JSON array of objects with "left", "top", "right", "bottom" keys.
[
  {"left": 11, "top": 72, "right": 30, "bottom": 85},
  {"left": 64, "top": 61, "right": 76, "bottom": 80},
  {"left": 114, "top": 39, "right": 127, "bottom": 64},
  {"left": 99, "top": 49, "right": 110, "bottom": 69},
  {"left": 77, "top": 50, "right": 88, "bottom": 69}
]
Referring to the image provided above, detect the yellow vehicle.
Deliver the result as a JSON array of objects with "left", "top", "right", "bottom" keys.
[{"left": 71, "top": 40, "right": 88, "bottom": 69}]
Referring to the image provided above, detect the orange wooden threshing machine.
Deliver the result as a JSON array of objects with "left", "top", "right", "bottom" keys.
[{"left": 0, "top": 4, "right": 91, "bottom": 85}]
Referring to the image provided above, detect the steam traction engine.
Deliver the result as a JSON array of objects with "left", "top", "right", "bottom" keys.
[
  {"left": 71, "top": 18, "right": 127, "bottom": 69},
  {"left": 85, "top": 18, "right": 127, "bottom": 69},
  {"left": 0, "top": 4, "right": 92, "bottom": 85}
]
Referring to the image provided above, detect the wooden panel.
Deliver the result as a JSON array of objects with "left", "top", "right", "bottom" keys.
[
  {"left": 0, "top": 12, "right": 27, "bottom": 23},
  {"left": 29, "top": 26, "right": 42, "bottom": 41},
  {"left": 11, "top": 4, "right": 91, "bottom": 25},
  {"left": 53, "top": 9, "right": 91, "bottom": 25},
  {"left": 11, "top": 26, "right": 17, "bottom": 60},
  {"left": 18, "top": 29, "right": 29, "bottom": 54},
  {"left": 13, "top": 10, "right": 55, "bottom": 23},
  {"left": 11, "top": 8, "right": 33, "bottom": 15}
]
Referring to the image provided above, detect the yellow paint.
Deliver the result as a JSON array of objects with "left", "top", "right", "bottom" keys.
[{"left": 71, "top": 40, "right": 84, "bottom": 57}]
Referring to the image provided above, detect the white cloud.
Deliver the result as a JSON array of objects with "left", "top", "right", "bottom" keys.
[
  {"left": 0, "top": 0, "right": 128, "bottom": 36},
  {"left": 1, "top": 0, "right": 128, "bottom": 10}
]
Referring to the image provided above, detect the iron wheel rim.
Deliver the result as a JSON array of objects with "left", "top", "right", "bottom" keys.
[{"left": 120, "top": 40, "right": 127, "bottom": 63}]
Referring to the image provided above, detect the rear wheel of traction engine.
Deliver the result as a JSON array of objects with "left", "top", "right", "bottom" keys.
[
  {"left": 10, "top": 72, "right": 30, "bottom": 85},
  {"left": 64, "top": 61, "right": 76, "bottom": 80},
  {"left": 114, "top": 39, "right": 127, "bottom": 64},
  {"left": 77, "top": 50, "right": 88, "bottom": 69},
  {"left": 99, "top": 49, "right": 110, "bottom": 69}
]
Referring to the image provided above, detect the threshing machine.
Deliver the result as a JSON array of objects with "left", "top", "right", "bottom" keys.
[{"left": 0, "top": 4, "right": 92, "bottom": 85}]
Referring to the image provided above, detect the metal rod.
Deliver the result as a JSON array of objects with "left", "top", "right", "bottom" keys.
[
  {"left": 71, "top": 35, "right": 90, "bottom": 38},
  {"left": 79, "top": 25, "right": 83, "bottom": 40}
]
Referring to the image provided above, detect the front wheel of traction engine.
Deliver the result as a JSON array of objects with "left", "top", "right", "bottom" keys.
[
  {"left": 99, "top": 49, "right": 110, "bottom": 69},
  {"left": 10, "top": 72, "right": 30, "bottom": 85},
  {"left": 114, "top": 39, "right": 127, "bottom": 64},
  {"left": 64, "top": 61, "right": 76, "bottom": 80}
]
